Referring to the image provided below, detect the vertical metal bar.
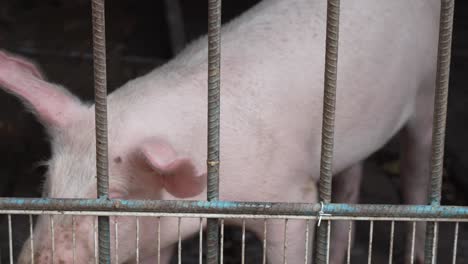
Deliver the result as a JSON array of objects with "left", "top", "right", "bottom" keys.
[
  {"left": 263, "top": 219, "right": 267, "bottom": 264},
  {"left": 241, "top": 220, "right": 246, "bottom": 264},
  {"left": 50, "top": 216, "right": 55, "bottom": 264},
  {"left": 315, "top": 0, "right": 340, "bottom": 262},
  {"left": 305, "top": 220, "right": 310, "bottom": 264},
  {"left": 283, "top": 219, "right": 288, "bottom": 264},
  {"left": 452, "top": 222, "right": 459, "bottom": 264},
  {"left": 388, "top": 221, "right": 395, "bottom": 264},
  {"left": 136, "top": 217, "right": 140, "bottom": 264},
  {"left": 29, "top": 215, "right": 35, "bottom": 264},
  {"left": 347, "top": 221, "right": 353, "bottom": 264},
  {"left": 72, "top": 216, "right": 76, "bottom": 264},
  {"left": 368, "top": 221, "right": 374, "bottom": 264},
  {"left": 206, "top": 0, "right": 222, "bottom": 263},
  {"left": 200, "top": 218, "right": 204, "bottom": 264},
  {"left": 220, "top": 219, "right": 224, "bottom": 264},
  {"left": 8, "top": 214, "right": 13, "bottom": 264},
  {"left": 178, "top": 217, "right": 182, "bottom": 264},
  {"left": 410, "top": 222, "right": 416, "bottom": 264},
  {"left": 114, "top": 217, "right": 118, "bottom": 264},
  {"left": 157, "top": 217, "right": 161, "bottom": 264},
  {"left": 91, "top": 0, "right": 110, "bottom": 262},
  {"left": 220, "top": 219, "right": 225, "bottom": 264},
  {"left": 424, "top": 1, "right": 455, "bottom": 263},
  {"left": 94, "top": 217, "right": 99, "bottom": 264}
]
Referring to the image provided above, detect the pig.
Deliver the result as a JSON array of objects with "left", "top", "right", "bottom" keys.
[{"left": 0, "top": 0, "right": 441, "bottom": 263}]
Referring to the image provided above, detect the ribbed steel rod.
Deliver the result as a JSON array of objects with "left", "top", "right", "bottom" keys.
[
  {"left": 3, "top": 200, "right": 468, "bottom": 219},
  {"left": 207, "top": 0, "right": 222, "bottom": 262},
  {"left": 316, "top": 0, "right": 341, "bottom": 263},
  {"left": 91, "top": 0, "right": 110, "bottom": 263},
  {"left": 424, "top": 0, "right": 455, "bottom": 263}
]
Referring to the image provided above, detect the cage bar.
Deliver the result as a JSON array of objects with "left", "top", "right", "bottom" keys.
[
  {"left": 8, "top": 214, "right": 13, "bottom": 264},
  {"left": 242, "top": 219, "right": 246, "bottom": 264},
  {"left": 206, "top": 0, "right": 222, "bottom": 262},
  {"left": 367, "top": 221, "right": 374, "bottom": 264},
  {"left": 29, "top": 214, "right": 35, "bottom": 264},
  {"left": 90, "top": 0, "right": 111, "bottom": 263},
  {"left": 388, "top": 221, "right": 395, "bottom": 264},
  {"left": 424, "top": 0, "right": 455, "bottom": 263},
  {"left": 315, "top": 0, "right": 341, "bottom": 262},
  {"left": 452, "top": 222, "right": 459, "bottom": 264},
  {"left": 72, "top": 216, "right": 76, "bottom": 264},
  {"left": 199, "top": 218, "right": 204, "bottom": 264},
  {"left": 178, "top": 217, "right": 182, "bottom": 264},
  {"left": 346, "top": 221, "right": 352, "bottom": 264}
]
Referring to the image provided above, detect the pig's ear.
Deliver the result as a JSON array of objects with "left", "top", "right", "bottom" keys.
[
  {"left": 0, "top": 50, "right": 84, "bottom": 128},
  {"left": 137, "top": 138, "right": 206, "bottom": 198}
]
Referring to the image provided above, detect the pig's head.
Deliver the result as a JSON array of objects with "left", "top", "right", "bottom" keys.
[{"left": 0, "top": 50, "right": 207, "bottom": 263}]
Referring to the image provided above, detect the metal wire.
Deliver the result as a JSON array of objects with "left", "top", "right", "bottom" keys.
[
  {"left": 157, "top": 217, "right": 161, "bottom": 264},
  {"left": 425, "top": 0, "right": 455, "bottom": 263},
  {"left": 91, "top": 0, "right": 110, "bottom": 262},
  {"left": 241, "top": 220, "right": 246, "bottom": 264},
  {"left": 305, "top": 220, "right": 311, "bottom": 264},
  {"left": 50, "top": 215, "right": 55, "bottom": 264},
  {"left": 114, "top": 217, "right": 118, "bottom": 264},
  {"left": 220, "top": 219, "right": 225, "bottom": 264},
  {"left": 8, "top": 214, "right": 13, "bottom": 264},
  {"left": 316, "top": 0, "right": 340, "bottom": 262},
  {"left": 368, "top": 221, "right": 374, "bottom": 264},
  {"left": 29, "top": 214, "right": 35, "bottom": 264},
  {"left": 206, "top": 0, "right": 222, "bottom": 262},
  {"left": 178, "top": 217, "right": 182, "bottom": 264},
  {"left": 72, "top": 216, "right": 76, "bottom": 264},
  {"left": 283, "top": 219, "right": 288, "bottom": 264},
  {"left": 347, "top": 221, "right": 353, "bottom": 264},
  {"left": 136, "top": 217, "right": 140, "bottom": 264},
  {"left": 94, "top": 216, "right": 99, "bottom": 264},
  {"left": 263, "top": 219, "right": 267, "bottom": 264},
  {"left": 410, "top": 222, "right": 416, "bottom": 264},
  {"left": 388, "top": 221, "right": 395, "bottom": 264},
  {"left": 199, "top": 218, "right": 203, "bottom": 264},
  {"left": 452, "top": 222, "right": 459, "bottom": 264}
]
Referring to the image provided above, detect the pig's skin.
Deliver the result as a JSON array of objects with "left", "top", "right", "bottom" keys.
[{"left": 0, "top": 0, "right": 440, "bottom": 263}]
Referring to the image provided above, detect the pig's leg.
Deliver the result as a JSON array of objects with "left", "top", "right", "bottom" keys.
[
  {"left": 139, "top": 244, "right": 175, "bottom": 264},
  {"left": 399, "top": 87, "right": 434, "bottom": 264},
  {"left": 251, "top": 219, "right": 314, "bottom": 264},
  {"left": 329, "top": 163, "right": 363, "bottom": 264}
]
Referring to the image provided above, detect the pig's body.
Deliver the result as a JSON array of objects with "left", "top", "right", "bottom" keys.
[{"left": 0, "top": 0, "right": 440, "bottom": 263}]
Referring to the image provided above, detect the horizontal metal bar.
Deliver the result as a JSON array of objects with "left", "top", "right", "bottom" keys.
[
  {"left": 2, "top": 210, "right": 468, "bottom": 222},
  {"left": 0, "top": 198, "right": 320, "bottom": 215},
  {"left": 1, "top": 199, "right": 468, "bottom": 220}
]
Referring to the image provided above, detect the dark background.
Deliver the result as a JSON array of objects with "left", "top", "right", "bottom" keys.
[{"left": 0, "top": 0, "right": 466, "bottom": 263}]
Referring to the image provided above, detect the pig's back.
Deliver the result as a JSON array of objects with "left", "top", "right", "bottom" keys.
[{"left": 108, "top": 0, "right": 439, "bottom": 181}]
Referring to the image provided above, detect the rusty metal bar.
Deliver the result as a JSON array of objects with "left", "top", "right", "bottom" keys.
[
  {"left": 207, "top": 0, "right": 222, "bottom": 262},
  {"left": 316, "top": 0, "right": 341, "bottom": 262},
  {"left": 91, "top": 0, "right": 110, "bottom": 263},
  {"left": 4, "top": 199, "right": 468, "bottom": 219},
  {"left": 424, "top": 0, "right": 455, "bottom": 263},
  {"left": 91, "top": 0, "right": 110, "bottom": 264}
]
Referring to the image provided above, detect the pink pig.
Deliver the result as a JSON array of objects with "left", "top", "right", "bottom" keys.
[{"left": 0, "top": 0, "right": 441, "bottom": 263}]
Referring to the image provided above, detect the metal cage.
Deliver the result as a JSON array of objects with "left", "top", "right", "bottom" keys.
[{"left": 0, "top": 0, "right": 462, "bottom": 263}]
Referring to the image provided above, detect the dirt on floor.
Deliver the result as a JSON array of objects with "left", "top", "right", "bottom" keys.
[{"left": 0, "top": 0, "right": 467, "bottom": 263}]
